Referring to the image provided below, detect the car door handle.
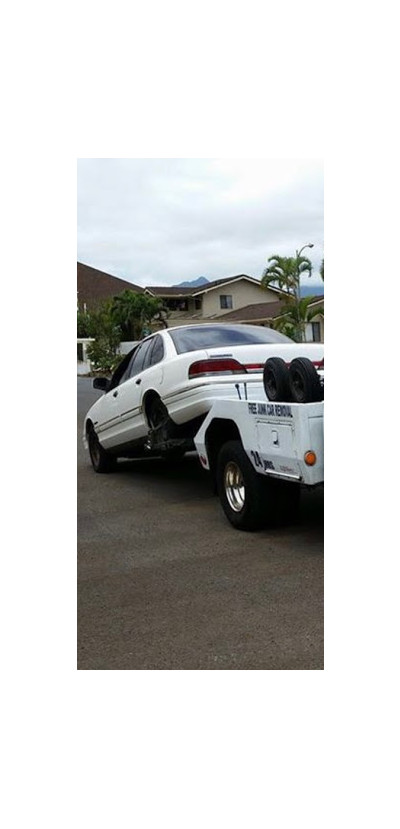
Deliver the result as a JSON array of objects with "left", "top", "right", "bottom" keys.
[
  {"left": 113, "top": 390, "right": 119, "bottom": 397},
  {"left": 135, "top": 378, "right": 142, "bottom": 385}
]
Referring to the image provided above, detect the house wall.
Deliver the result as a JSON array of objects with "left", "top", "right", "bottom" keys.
[
  {"left": 201, "top": 281, "right": 279, "bottom": 317},
  {"left": 77, "top": 338, "right": 95, "bottom": 374},
  {"left": 304, "top": 314, "right": 324, "bottom": 343}
]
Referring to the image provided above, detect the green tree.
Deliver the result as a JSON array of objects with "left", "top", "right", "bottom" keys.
[
  {"left": 273, "top": 296, "right": 324, "bottom": 343},
  {"left": 110, "top": 291, "right": 165, "bottom": 340},
  {"left": 261, "top": 253, "right": 312, "bottom": 302},
  {"left": 77, "top": 309, "right": 91, "bottom": 338},
  {"left": 85, "top": 300, "right": 123, "bottom": 374}
]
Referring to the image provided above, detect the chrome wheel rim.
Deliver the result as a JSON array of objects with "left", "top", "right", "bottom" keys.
[{"left": 224, "top": 462, "right": 245, "bottom": 512}]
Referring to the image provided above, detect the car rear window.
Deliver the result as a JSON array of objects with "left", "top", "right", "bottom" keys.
[{"left": 168, "top": 325, "right": 292, "bottom": 354}]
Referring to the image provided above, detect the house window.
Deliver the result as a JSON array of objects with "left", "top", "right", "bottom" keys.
[
  {"left": 312, "top": 322, "right": 321, "bottom": 342},
  {"left": 166, "top": 298, "right": 188, "bottom": 311},
  {"left": 194, "top": 298, "right": 202, "bottom": 310},
  {"left": 220, "top": 295, "right": 233, "bottom": 309}
]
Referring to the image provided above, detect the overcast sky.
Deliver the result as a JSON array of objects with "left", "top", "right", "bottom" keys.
[{"left": 77, "top": 159, "right": 323, "bottom": 288}]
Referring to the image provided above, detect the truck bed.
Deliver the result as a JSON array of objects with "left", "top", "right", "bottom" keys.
[{"left": 194, "top": 397, "right": 324, "bottom": 486}]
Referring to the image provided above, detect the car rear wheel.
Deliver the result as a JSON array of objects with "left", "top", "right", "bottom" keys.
[
  {"left": 147, "top": 395, "right": 185, "bottom": 460},
  {"left": 147, "top": 396, "right": 172, "bottom": 435},
  {"left": 289, "top": 357, "right": 323, "bottom": 403},
  {"left": 263, "top": 357, "right": 292, "bottom": 401},
  {"left": 88, "top": 426, "right": 116, "bottom": 473}
]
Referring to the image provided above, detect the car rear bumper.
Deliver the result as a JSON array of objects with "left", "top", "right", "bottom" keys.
[{"left": 163, "top": 377, "right": 265, "bottom": 424}]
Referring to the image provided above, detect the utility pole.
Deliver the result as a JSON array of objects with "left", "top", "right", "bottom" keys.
[{"left": 295, "top": 243, "right": 314, "bottom": 341}]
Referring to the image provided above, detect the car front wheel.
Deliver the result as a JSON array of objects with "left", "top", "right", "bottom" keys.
[{"left": 88, "top": 427, "right": 116, "bottom": 473}]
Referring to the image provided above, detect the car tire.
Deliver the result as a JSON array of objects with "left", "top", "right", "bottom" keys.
[
  {"left": 147, "top": 396, "right": 175, "bottom": 440},
  {"left": 88, "top": 426, "right": 117, "bottom": 473},
  {"left": 289, "top": 357, "right": 323, "bottom": 403},
  {"left": 263, "top": 357, "right": 292, "bottom": 401},
  {"left": 147, "top": 396, "right": 169, "bottom": 429},
  {"left": 216, "top": 440, "right": 271, "bottom": 531}
]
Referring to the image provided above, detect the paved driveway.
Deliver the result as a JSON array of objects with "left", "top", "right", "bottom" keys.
[{"left": 77, "top": 377, "right": 323, "bottom": 670}]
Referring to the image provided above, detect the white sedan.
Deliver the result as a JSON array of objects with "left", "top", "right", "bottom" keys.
[{"left": 84, "top": 323, "right": 324, "bottom": 472}]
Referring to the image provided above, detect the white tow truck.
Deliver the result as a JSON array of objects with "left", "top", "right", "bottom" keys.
[
  {"left": 192, "top": 383, "right": 324, "bottom": 531},
  {"left": 85, "top": 339, "right": 324, "bottom": 531}
]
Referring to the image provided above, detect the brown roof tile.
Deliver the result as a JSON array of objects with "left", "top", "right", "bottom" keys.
[
  {"left": 77, "top": 263, "right": 144, "bottom": 310},
  {"left": 146, "top": 274, "right": 273, "bottom": 297},
  {"left": 215, "top": 301, "right": 285, "bottom": 322},
  {"left": 145, "top": 286, "right": 195, "bottom": 296},
  {"left": 216, "top": 295, "right": 324, "bottom": 322}
]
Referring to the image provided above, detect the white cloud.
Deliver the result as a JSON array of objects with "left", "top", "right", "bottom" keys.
[{"left": 77, "top": 158, "right": 323, "bottom": 287}]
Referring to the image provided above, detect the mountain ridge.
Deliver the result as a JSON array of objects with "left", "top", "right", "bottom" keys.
[{"left": 175, "top": 276, "right": 210, "bottom": 287}]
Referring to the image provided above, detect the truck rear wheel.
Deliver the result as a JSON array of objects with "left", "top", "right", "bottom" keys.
[{"left": 216, "top": 440, "right": 268, "bottom": 530}]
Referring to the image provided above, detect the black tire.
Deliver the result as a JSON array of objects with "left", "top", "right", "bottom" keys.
[
  {"left": 147, "top": 396, "right": 174, "bottom": 440},
  {"left": 216, "top": 440, "right": 270, "bottom": 531},
  {"left": 147, "top": 395, "right": 184, "bottom": 459},
  {"left": 263, "top": 357, "right": 292, "bottom": 401},
  {"left": 88, "top": 426, "right": 117, "bottom": 473},
  {"left": 289, "top": 357, "right": 323, "bottom": 403}
]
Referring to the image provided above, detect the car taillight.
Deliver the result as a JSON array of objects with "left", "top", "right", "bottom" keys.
[
  {"left": 188, "top": 358, "right": 247, "bottom": 379},
  {"left": 243, "top": 363, "right": 264, "bottom": 372}
]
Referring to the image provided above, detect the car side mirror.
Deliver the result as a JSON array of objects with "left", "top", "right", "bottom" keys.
[{"left": 93, "top": 377, "right": 111, "bottom": 392}]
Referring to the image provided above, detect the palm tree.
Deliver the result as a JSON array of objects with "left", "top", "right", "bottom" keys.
[
  {"left": 273, "top": 296, "right": 324, "bottom": 343},
  {"left": 261, "top": 254, "right": 312, "bottom": 302}
]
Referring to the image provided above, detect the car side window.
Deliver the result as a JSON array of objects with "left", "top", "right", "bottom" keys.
[
  {"left": 109, "top": 348, "right": 138, "bottom": 390},
  {"left": 128, "top": 338, "right": 154, "bottom": 378},
  {"left": 119, "top": 350, "right": 139, "bottom": 384},
  {"left": 148, "top": 334, "right": 164, "bottom": 367}
]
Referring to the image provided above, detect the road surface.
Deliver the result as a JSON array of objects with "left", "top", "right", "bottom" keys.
[{"left": 77, "top": 377, "right": 324, "bottom": 670}]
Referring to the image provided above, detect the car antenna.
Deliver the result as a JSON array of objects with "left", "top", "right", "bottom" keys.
[{"left": 235, "top": 383, "right": 242, "bottom": 400}]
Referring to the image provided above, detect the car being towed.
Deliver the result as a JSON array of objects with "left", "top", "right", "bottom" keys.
[{"left": 84, "top": 323, "right": 324, "bottom": 472}]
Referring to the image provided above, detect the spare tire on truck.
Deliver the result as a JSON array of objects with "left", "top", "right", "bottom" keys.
[
  {"left": 263, "top": 357, "right": 291, "bottom": 401},
  {"left": 289, "top": 357, "right": 323, "bottom": 403}
]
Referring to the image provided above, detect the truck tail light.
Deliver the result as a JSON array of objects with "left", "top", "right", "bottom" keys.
[
  {"left": 304, "top": 451, "right": 317, "bottom": 466},
  {"left": 188, "top": 358, "right": 247, "bottom": 379}
]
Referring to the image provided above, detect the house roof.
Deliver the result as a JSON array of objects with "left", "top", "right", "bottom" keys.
[
  {"left": 216, "top": 295, "right": 324, "bottom": 323},
  {"left": 77, "top": 263, "right": 298, "bottom": 311},
  {"left": 146, "top": 274, "right": 284, "bottom": 298},
  {"left": 306, "top": 295, "right": 324, "bottom": 305},
  {"left": 145, "top": 285, "right": 196, "bottom": 297},
  {"left": 216, "top": 301, "right": 285, "bottom": 322},
  {"left": 77, "top": 263, "right": 144, "bottom": 310}
]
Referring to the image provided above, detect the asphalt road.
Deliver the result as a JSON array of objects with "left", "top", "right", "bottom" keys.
[{"left": 77, "top": 377, "right": 324, "bottom": 670}]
